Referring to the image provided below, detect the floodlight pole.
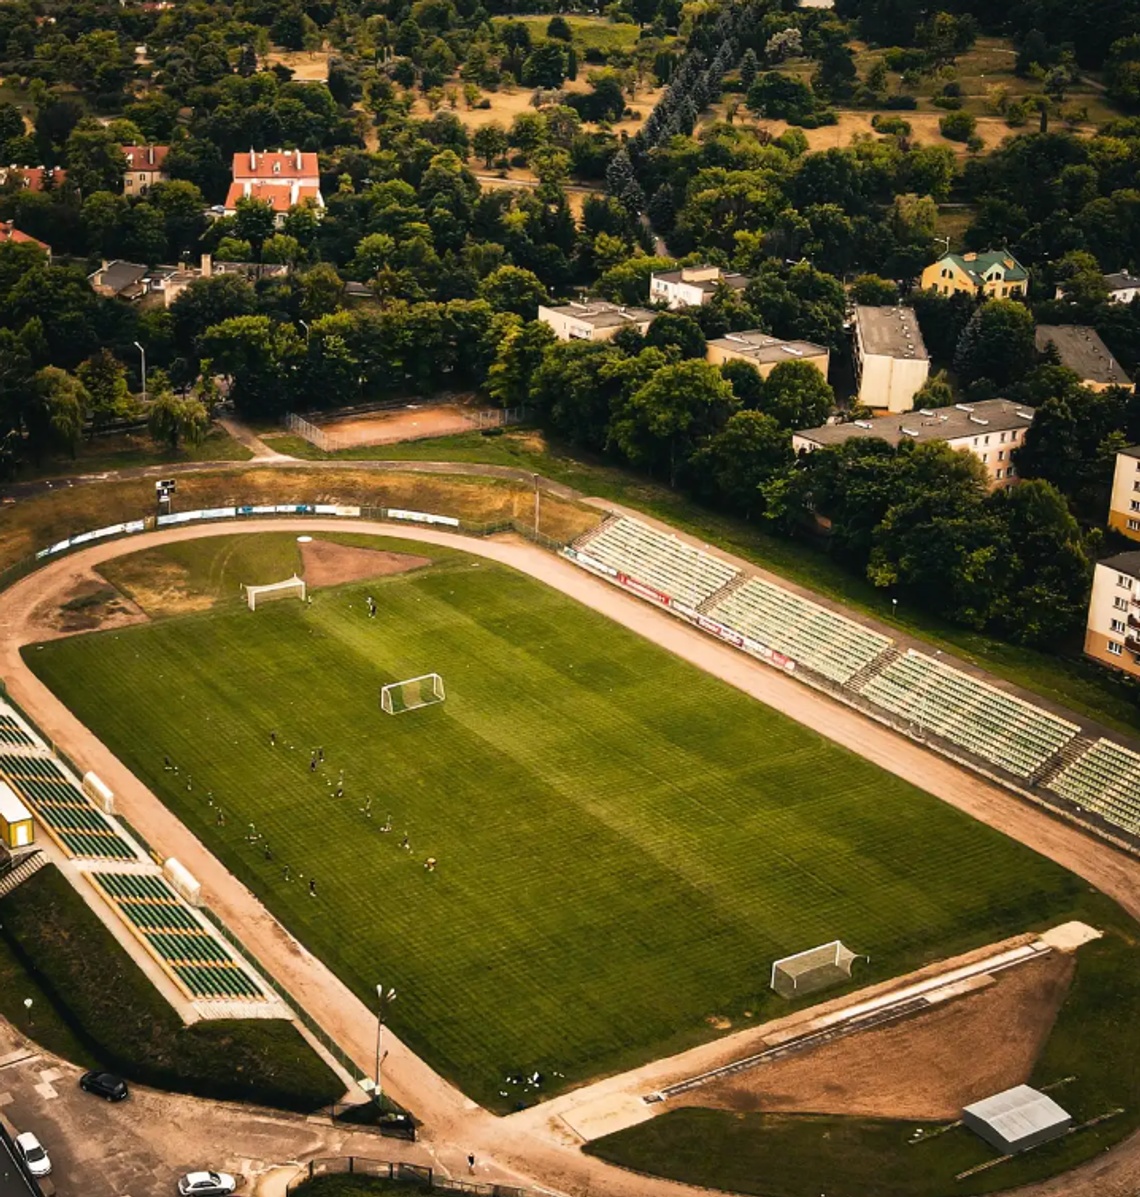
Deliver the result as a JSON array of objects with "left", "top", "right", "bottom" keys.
[
  {"left": 532, "top": 472, "right": 540, "bottom": 539},
  {"left": 375, "top": 983, "right": 396, "bottom": 1105},
  {"left": 134, "top": 341, "right": 147, "bottom": 404}
]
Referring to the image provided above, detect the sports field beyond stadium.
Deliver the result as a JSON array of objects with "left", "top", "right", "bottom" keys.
[{"left": 24, "top": 535, "right": 1093, "bottom": 1111}]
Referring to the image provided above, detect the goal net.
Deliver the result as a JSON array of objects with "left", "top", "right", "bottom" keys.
[
  {"left": 244, "top": 575, "right": 306, "bottom": 611},
  {"left": 771, "top": 940, "right": 863, "bottom": 999},
  {"left": 381, "top": 673, "right": 445, "bottom": 715}
]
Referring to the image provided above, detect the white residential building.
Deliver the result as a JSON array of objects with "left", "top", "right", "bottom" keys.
[{"left": 649, "top": 265, "right": 752, "bottom": 309}]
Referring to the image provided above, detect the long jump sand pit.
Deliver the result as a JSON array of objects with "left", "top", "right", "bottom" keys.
[
  {"left": 317, "top": 404, "right": 480, "bottom": 448},
  {"left": 673, "top": 952, "right": 1074, "bottom": 1121},
  {"left": 299, "top": 538, "right": 432, "bottom": 587}
]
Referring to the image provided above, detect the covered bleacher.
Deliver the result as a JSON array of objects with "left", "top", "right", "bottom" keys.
[
  {"left": 709, "top": 578, "right": 892, "bottom": 684},
  {"left": 861, "top": 651, "right": 1079, "bottom": 778},
  {"left": 1051, "top": 739, "right": 1140, "bottom": 836},
  {"left": 578, "top": 517, "right": 739, "bottom": 610}
]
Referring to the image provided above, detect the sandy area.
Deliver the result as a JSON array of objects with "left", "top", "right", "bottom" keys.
[
  {"left": 299, "top": 538, "right": 431, "bottom": 587},
  {"left": 677, "top": 953, "right": 1074, "bottom": 1121},
  {"left": 317, "top": 405, "right": 481, "bottom": 448},
  {"left": 265, "top": 49, "right": 328, "bottom": 81},
  {"left": 27, "top": 565, "right": 148, "bottom": 639}
]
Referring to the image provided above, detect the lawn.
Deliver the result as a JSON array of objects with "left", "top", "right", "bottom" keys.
[
  {"left": 24, "top": 533, "right": 1104, "bottom": 1111},
  {"left": 490, "top": 15, "right": 644, "bottom": 56},
  {"left": 587, "top": 931, "right": 1140, "bottom": 1197},
  {"left": 0, "top": 864, "right": 342, "bottom": 1111}
]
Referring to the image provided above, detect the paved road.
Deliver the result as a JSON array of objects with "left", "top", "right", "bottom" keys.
[{"left": 5, "top": 519, "right": 1140, "bottom": 1197}]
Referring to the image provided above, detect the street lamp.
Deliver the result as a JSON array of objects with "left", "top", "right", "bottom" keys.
[
  {"left": 134, "top": 341, "right": 147, "bottom": 403},
  {"left": 532, "top": 472, "right": 540, "bottom": 539},
  {"left": 299, "top": 319, "right": 310, "bottom": 342},
  {"left": 374, "top": 983, "right": 396, "bottom": 1105}
]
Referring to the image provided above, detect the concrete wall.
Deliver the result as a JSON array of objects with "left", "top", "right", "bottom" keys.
[
  {"left": 857, "top": 352, "right": 929, "bottom": 413},
  {"left": 537, "top": 306, "right": 650, "bottom": 342},
  {"left": 1108, "top": 452, "right": 1140, "bottom": 542}
]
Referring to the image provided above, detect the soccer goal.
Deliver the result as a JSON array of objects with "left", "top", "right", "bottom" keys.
[
  {"left": 381, "top": 673, "right": 446, "bottom": 715},
  {"left": 244, "top": 575, "right": 306, "bottom": 611},
  {"left": 771, "top": 940, "right": 865, "bottom": 999}
]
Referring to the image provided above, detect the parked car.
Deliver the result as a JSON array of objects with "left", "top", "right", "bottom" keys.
[
  {"left": 14, "top": 1131, "right": 51, "bottom": 1178},
  {"left": 79, "top": 1071, "right": 129, "bottom": 1101},
  {"left": 178, "top": 1172, "right": 236, "bottom": 1197}
]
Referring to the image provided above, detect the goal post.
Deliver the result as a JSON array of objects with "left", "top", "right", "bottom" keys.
[
  {"left": 771, "top": 940, "right": 865, "bottom": 999},
  {"left": 244, "top": 575, "right": 306, "bottom": 611},
  {"left": 381, "top": 673, "right": 445, "bottom": 715}
]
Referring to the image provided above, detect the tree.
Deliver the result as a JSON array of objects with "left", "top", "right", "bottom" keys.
[
  {"left": 171, "top": 276, "right": 258, "bottom": 358},
  {"left": 762, "top": 360, "right": 834, "bottom": 429},
  {"left": 645, "top": 312, "right": 706, "bottom": 360},
  {"left": 546, "top": 16, "right": 572, "bottom": 40},
  {"left": 198, "top": 316, "right": 305, "bottom": 416},
  {"left": 232, "top": 198, "right": 277, "bottom": 252},
  {"left": 609, "top": 359, "right": 738, "bottom": 485},
  {"left": 29, "top": 367, "right": 87, "bottom": 458},
  {"left": 739, "top": 49, "right": 759, "bottom": 91},
  {"left": 954, "top": 299, "right": 1037, "bottom": 387},
  {"left": 747, "top": 73, "right": 815, "bottom": 121},
  {"left": 690, "top": 410, "right": 791, "bottom": 515},
  {"left": 849, "top": 275, "right": 898, "bottom": 305},
  {"left": 911, "top": 369, "right": 955, "bottom": 408},
  {"left": 523, "top": 44, "right": 567, "bottom": 90},
  {"left": 147, "top": 382, "right": 209, "bottom": 451},
  {"left": 77, "top": 350, "right": 132, "bottom": 432},
  {"left": 485, "top": 316, "right": 555, "bottom": 407},
  {"left": 720, "top": 359, "right": 766, "bottom": 409},
  {"left": 528, "top": 339, "right": 622, "bottom": 450},
  {"left": 939, "top": 111, "right": 977, "bottom": 142},
  {"left": 64, "top": 125, "right": 127, "bottom": 194},
  {"left": 472, "top": 122, "right": 509, "bottom": 169},
  {"left": 478, "top": 266, "right": 548, "bottom": 318},
  {"left": 1053, "top": 250, "right": 1110, "bottom": 306}
]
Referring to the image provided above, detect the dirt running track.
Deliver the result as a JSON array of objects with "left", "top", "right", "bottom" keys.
[{"left": 3, "top": 518, "right": 1140, "bottom": 1197}]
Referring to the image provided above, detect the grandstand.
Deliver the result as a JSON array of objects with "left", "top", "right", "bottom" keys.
[
  {"left": 1051, "top": 740, "right": 1140, "bottom": 837},
  {"left": 709, "top": 578, "right": 892, "bottom": 685},
  {"left": 861, "top": 652, "right": 1080, "bottom": 778},
  {"left": 0, "top": 711, "right": 37, "bottom": 749},
  {"left": 576, "top": 517, "right": 739, "bottom": 610},
  {"left": 89, "top": 872, "right": 265, "bottom": 1001},
  {"left": 0, "top": 754, "right": 138, "bottom": 859}
]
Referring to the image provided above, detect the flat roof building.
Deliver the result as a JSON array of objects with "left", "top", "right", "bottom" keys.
[
  {"left": 649, "top": 265, "right": 752, "bottom": 309},
  {"left": 1035, "top": 325, "right": 1132, "bottom": 392},
  {"left": 852, "top": 305, "right": 930, "bottom": 413},
  {"left": 537, "top": 300, "right": 657, "bottom": 342},
  {"left": 793, "top": 398, "right": 1034, "bottom": 489},
  {"left": 1108, "top": 446, "right": 1140, "bottom": 543},
  {"left": 707, "top": 330, "right": 830, "bottom": 379},
  {"left": 1085, "top": 550, "right": 1140, "bottom": 677},
  {"left": 962, "top": 1085, "right": 1071, "bottom": 1154}
]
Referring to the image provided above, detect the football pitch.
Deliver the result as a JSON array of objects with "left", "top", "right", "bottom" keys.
[{"left": 26, "top": 535, "right": 1089, "bottom": 1110}]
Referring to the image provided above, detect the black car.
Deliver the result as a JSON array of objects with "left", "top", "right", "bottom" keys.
[{"left": 79, "top": 1072, "right": 129, "bottom": 1101}]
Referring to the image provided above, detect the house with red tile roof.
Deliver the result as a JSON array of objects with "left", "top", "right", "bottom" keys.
[
  {"left": 1, "top": 165, "right": 66, "bottom": 192},
  {"left": 122, "top": 145, "right": 170, "bottom": 196},
  {"left": 223, "top": 148, "right": 323, "bottom": 226},
  {"left": 0, "top": 221, "right": 49, "bottom": 255}
]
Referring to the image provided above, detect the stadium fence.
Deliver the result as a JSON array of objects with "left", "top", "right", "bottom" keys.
[{"left": 287, "top": 1157, "right": 527, "bottom": 1197}]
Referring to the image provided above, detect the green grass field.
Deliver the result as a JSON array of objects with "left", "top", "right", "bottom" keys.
[
  {"left": 490, "top": 15, "right": 644, "bottom": 55},
  {"left": 24, "top": 534, "right": 1105, "bottom": 1111}
]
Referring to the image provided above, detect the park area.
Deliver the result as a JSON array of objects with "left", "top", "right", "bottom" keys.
[{"left": 20, "top": 532, "right": 1120, "bottom": 1113}]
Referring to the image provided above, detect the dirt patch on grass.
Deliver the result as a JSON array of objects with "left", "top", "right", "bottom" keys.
[
  {"left": 28, "top": 570, "right": 148, "bottom": 637},
  {"left": 101, "top": 556, "right": 216, "bottom": 618},
  {"left": 301, "top": 538, "right": 432, "bottom": 587},
  {"left": 316, "top": 406, "right": 481, "bottom": 448},
  {"left": 677, "top": 952, "right": 1074, "bottom": 1121}
]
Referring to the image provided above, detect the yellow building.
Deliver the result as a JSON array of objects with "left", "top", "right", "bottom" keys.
[
  {"left": 920, "top": 249, "right": 1028, "bottom": 299},
  {"left": 1108, "top": 447, "right": 1140, "bottom": 541},
  {"left": 1084, "top": 552, "right": 1140, "bottom": 678},
  {"left": 706, "top": 330, "right": 830, "bottom": 379},
  {"left": 0, "top": 782, "right": 34, "bottom": 849}
]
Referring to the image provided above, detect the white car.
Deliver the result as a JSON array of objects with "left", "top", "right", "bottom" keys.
[
  {"left": 178, "top": 1172, "right": 236, "bottom": 1197},
  {"left": 14, "top": 1131, "right": 51, "bottom": 1178}
]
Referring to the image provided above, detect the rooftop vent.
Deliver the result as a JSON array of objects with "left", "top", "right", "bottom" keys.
[
  {"left": 969, "top": 416, "right": 990, "bottom": 425},
  {"left": 955, "top": 403, "right": 975, "bottom": 413},
  {"left": 854, "top": 420, "right": 874, "bottom": 429}
]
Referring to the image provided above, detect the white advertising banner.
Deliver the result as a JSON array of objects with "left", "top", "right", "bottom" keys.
[{"left": 386, "top": 509, "right": 460, "bottom": 527}]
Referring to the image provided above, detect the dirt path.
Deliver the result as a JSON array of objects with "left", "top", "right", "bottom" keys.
[
  {"left": 217, "top": 417, "right": 293, "bottom": 462},
  {"left": 4, "top": 519, "right": 1140, "bottom": 1196}
]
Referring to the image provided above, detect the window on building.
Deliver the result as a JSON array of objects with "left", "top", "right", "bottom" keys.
[
  {"left": 1131, "top": 500, "right": 1140, "bottom": 512},
  {"left": 1000, "top": 432, "right": 1007, "bottom": 443},
  {"left": 1112, "top": 619, "right": 1127, "bottom": 633},
  {"left": 1131, "top": 519, "right": 1140, "bottom": 532},
  {"left": 995, "top": 468, "right": 1004, "bottom": 479},
  {"left": 1116, "top": 596, "right": 1130, "bottom": 610},
  {"left": 1007, "top": 465, "right": 1016, "bottom": 478},
  {"left": 1119, "top": 575, "right": 1134, "bottom": 589},
  {"left": 1109, "top": 641, "right": 1124, "bottom": 656},
  {"left": 984, "top": 435, "right": 990, "bottom": 445},
  {"left": 981, "top": 453, "right": 988, "bottom": 463},
  {"left": 998, "top": 450, "right": 1005, "bottom": 460}
]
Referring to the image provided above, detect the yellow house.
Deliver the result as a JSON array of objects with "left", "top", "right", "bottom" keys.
[
  {"left": 0, "top": 782, "right": 34, "bottom": 849},
  {"left": 920, "top": 249, "right": 1028, "bottom": 299}
]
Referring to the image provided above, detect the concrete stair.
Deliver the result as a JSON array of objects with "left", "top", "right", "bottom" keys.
[
  {"left": 0, "top": 850, "right": 47, "bottom": 900},
  {"left": 1032, "top": 733, "right": 1096, "bottom": 790},
  {"left": 846, "top": 646, "right": 900, "bottom": 694}
]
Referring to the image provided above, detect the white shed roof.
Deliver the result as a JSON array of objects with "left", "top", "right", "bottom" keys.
[
  {"left": 0, "top": 781, "right": 32, "bottom": 824},
  {"left": 963, "top": 1085, "right": 1070, "bottom": 1142}
]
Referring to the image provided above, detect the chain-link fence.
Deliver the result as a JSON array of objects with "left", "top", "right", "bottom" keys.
[{"left": 288, "top": 1157, "right": 527, "bottom": 1197}]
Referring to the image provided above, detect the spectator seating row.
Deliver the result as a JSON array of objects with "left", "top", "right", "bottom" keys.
[
  {"left": 0, "top": 708, "right": 37, "bottom": 749},
  {"left": 709, "top": 578, "right": 892, "bottom": 685},
  {"left": 862, "top": 651, "right": 1079, "bottom": 778},
  {"left": 1051, "top": 740, "right": 1140, "bottom": 837},
  {"left": 0, "top": 753, "right": 138, "bottom": 859},
  {"left": 90, "top": 872, "right": 264, "bottom": 1000},
  {"left": 580, "top": 517, "right": 739, "bottom": 610}
]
